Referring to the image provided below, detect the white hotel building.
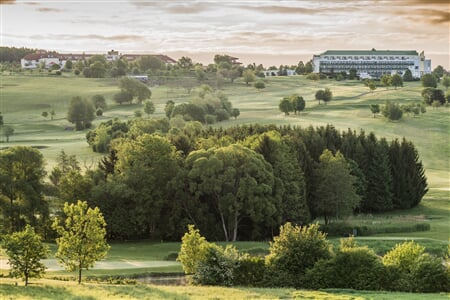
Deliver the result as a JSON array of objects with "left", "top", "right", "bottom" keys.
[{"left": 312, "top": 50, "right": 431, "bottom": 79}]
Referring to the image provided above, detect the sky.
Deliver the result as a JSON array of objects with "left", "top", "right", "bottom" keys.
[{"left": 1, "top": 0, "right": 449, "bottom": 68}]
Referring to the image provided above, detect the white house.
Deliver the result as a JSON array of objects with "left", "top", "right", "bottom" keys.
[{"left": 312, "top": 49, "right": 431, "bottom": 79}]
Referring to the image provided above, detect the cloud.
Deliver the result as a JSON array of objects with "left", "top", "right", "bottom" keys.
[
  {"left": 393, "top": 8, "right": 450, "bottom": 24},
  {"left": 129, "top": 1, "right": 210, "bottom": 14},
  {"left": 238, "top": 5, "right": 323, "bottom": 15},
  {"left": 0, "top": 0, "right": 15, "bottom": 4},
  {"left": 423, "top": 9, "right": 450, "bottom": 24},
  {"left": 20, "top": 33, "right": 147, "bottom": 42},
  {"left": 37, "top": 7, "right": 62, "bottom": 12}
]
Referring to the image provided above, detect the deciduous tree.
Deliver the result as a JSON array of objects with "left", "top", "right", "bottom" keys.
[
  {"left": 279, "top": 97, "right": 293, "bottom": 116},
  {"left": 313, "top": 150, "right": 360, "bottom": 224},
  {"left": 421, "top": 73, "right": 437, "bottom": 88},
  {"left": 242, "top": 69, "right": 255, "bottom": 86},
  {"left": 2, "top": 225, "right": 48, "bottom": 286},
  {"left": 291, "top": 94, "right": 305, "bottom": 114},
  {"left": 144, "top": 100, "right": 155, "bottom": 118},
  {"left": 67, "top": 96, "right": 95, "bottom": 130},
  {"left": 53, "top": 200, "right": 110, "bottom": 284}
]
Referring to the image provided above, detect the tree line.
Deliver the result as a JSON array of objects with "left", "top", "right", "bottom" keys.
[{"left": 0, "top": 122, "right": 427, "bottom": 242}]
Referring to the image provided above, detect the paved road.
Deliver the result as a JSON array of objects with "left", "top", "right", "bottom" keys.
[{"left": 0, "top": 259, "right": 180, "bottom": 271}]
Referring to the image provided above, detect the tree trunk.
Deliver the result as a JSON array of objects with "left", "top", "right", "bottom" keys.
[
  {"left": 219, "top": 210, "right": 229, "bottom": 242},
  {"left": 232, "top": 211, "right": 238, "bottom": 242},
  {"left": 78, "top": 266, "right": 82, "bottom": 284},
  {"left": 25, "top": 272, "right": 28, "bottom": 286}
]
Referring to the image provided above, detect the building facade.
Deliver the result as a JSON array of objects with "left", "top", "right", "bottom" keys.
[{"left": 312, "top": 50, "right": 431, "bottom": 79}]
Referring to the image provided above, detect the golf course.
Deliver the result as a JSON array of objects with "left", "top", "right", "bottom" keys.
[{"left": 0, "top": 71, "right": 449, "bottom": 299}]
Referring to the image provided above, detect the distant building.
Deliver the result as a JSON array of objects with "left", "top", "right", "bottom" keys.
[
  {"left": 312, "top": 49, "right": 431, "bottom": 79},
  {"left": 20, "top": 50, "right": 177, "bottom": 69}
]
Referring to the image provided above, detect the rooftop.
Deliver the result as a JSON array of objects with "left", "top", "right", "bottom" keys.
[{"left": 320, "top": 50, "right": 419, "bottom": 56}]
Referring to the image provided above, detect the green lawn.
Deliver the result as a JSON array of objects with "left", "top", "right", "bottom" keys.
[
  {"left": 0, "top": 73, "right": 448, "bottom": 296},
  {"left": 0, "top": 279, "right": 448, "bottom": 300}
]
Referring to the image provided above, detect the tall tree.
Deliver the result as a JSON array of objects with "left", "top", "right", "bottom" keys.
[
  {"left": 370, "top": 104, "right": 380, "bottom": 118},
  {"left": 53, "top": 200, "right": 110, "bottom": 284},
  {"left": 0, "top": 146, "right": 47, "bottom": 233},
  {"left": 291, "top": 94, "right": 305, "bottom": 115},
  {"left": 391, "top": 74, "right": 403, "bottom": 89},
  {"left": 389, "top": 139, "right": 428, "bottom": 209},
  {"left": 403, "top": 69, "right": 414, "bottom": 81},
  {"left": 381, "top": 74, "right": 392, "bottom": 89},
  {"left": 421, "top": 73, "right": 437, "bottom": 88},
  {"left": 2, "top": 125, "right": 14, "bottom": 142},
  {"left": 242, "top": 69, "right": 255, "bottom": 86},
  {"left": 357, "top": 133, "right": 393, "bottom": 212},
  {"left": 113, "top": 134, "right": 181, "bottom": 238},
  {"left": 279, "top": 97, "right": 293, "bottom": 116},
  {"left": 91, "top": 95, "right": 107, "bottom": 110},
  {"left": 67, "top": 96, "right": 95, "bottom": 130},
  {"left": 2, "top": 225, "right": 48, "bottom": 286},
  {"left": 441, "top": 75, "right": 450, "bottom": 90},
  {"left": 313, "top": 149, "right": 360, "bottom": 224},
  {"left": 185, "top": 144, "right": 276, "bottom": 241},
  {"left": 144, "top": 100, "right": 155, "bottom": 118},
  {"left": 118, "top": 77, "right": 152, "bottom": 104}
]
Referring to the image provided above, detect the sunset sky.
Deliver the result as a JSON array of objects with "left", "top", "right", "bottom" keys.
[{"left": 1, "top": 0, "right": 449, "bottom": 68}]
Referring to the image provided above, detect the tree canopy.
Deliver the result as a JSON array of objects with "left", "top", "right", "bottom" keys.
[{"left": 53, "top": 200, "right": 110, "bottom": 284}]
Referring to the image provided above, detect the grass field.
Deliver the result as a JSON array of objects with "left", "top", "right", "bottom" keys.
[
  {"left": 0, "top": 278, "right": 448, "bottom": 300},
  {"left": 0, "top": 73, "right": 448, "bottom": 297}
]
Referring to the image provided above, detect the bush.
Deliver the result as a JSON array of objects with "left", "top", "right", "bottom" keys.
[
  {"left": 254, "top": 81, "right": 265, "bottom": 89},
  {"left": 177, "top": 225, "right": 210, "bottom": 275},
  {"left": 234, "top": 256, "right": 265, "bottom": 287},
  {"left": 96, "top": 108, "right": 103, "bottom": 116},
  {"left": 382, "top": 101, "right": 403, "bottom": 120},
  {"left": 55, "top": 70, "right": 62, "bottom": 76},
  {"left": 382, "top": 241, "right": 425, "bottom": 273},
  {"left": 74, "top": 69, "right": 80, "bottom": 75},
  {"left": 265, "top": 223, "right": 331, "bottom": 288},
  {"left": 411, "top": 253, "right": 449, "bottom": 292},
  {"left": 192, "top": 244, "right": 240, "bottom": 286},
  {"left": 304, "top": 237, "right": 385, "bottom": 290}
]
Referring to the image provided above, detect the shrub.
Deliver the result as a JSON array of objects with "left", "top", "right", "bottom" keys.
[
  {"left": 74, "top": 69, "right": 80, "bottom": 75},
  {"left": 192, "top": 244, "right": 240, "bottom": 286},
  {"left": 265, "top": 223, "right": 331, "bottom": 288},
  {"left": 177, "top": 225, "right": 210, "bottom": 275},
  {"left": 254, "top": 80, "right": 265, "bottom": 89},
  {"left": 233, "top": 256, "right": 265, "bottom": 287},
  {"left": 382, "top": 101, "right": 403, "bottom": 120},
  {"left": 96, "top": 108, "right": 103, "bottom": 116},
  {"left": 411, "top": 253, "right": 449, "bottom": 292},
  {"left": 382, "top": 241, "right": 425, "bottom": 273},
  {"left": 304, "top": 237, "right": 385, "bottom": 290}
]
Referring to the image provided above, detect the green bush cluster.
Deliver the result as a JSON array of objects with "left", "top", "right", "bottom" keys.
[{"left": 179, "top": 225, "right": 450, "bottom": 293}]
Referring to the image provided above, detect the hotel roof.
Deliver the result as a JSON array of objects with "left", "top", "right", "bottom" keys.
[{"left": 320, "top": 50, "right": 419, "bottom": 56}]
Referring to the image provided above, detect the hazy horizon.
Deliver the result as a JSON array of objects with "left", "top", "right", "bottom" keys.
[{"left": 1, "top": 0, "right": 449, "bottom": 68}]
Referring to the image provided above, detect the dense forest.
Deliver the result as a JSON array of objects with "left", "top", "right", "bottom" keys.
[{"left": 0, "top": 121, "right": 428, "bottom": 242}]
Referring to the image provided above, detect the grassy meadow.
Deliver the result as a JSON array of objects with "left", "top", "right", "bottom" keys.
[
  {"left": 0, "top": 72, "right": 449, "bottom": 298},
  {"left": 1, "top": 278, "right": 449, "bottom": 300}
]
